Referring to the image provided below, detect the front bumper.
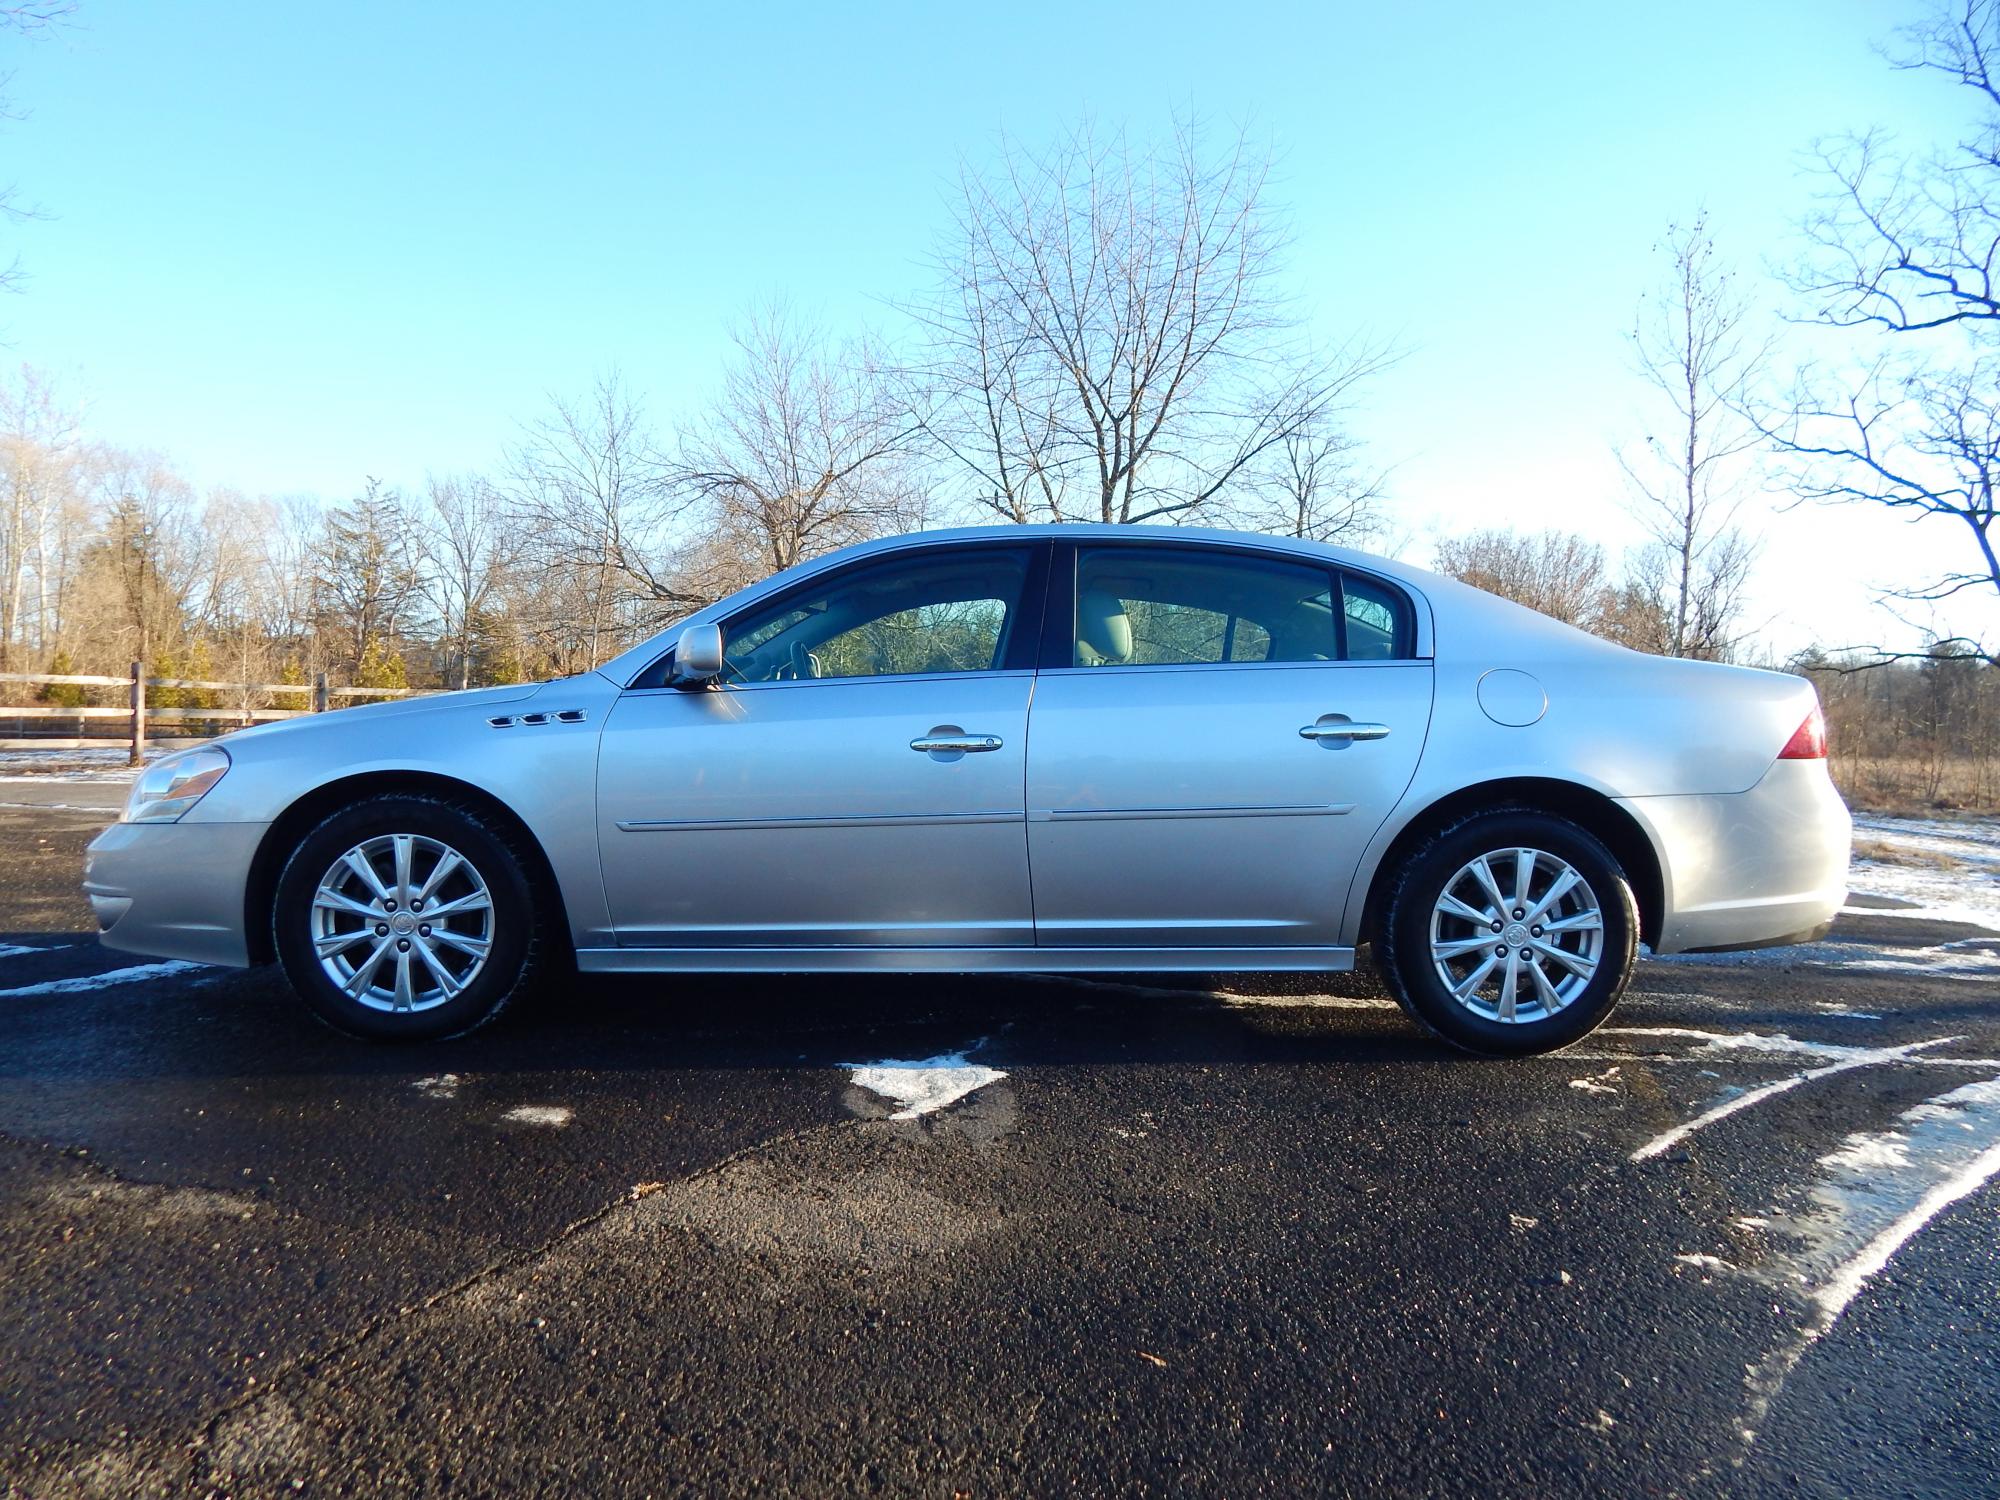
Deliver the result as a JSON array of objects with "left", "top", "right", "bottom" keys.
[
  {"left": 1618, "top": 759, "right": 1852, "bottom": 955},
  {"left": 83, "top": 820, "right": 269, "bottom": 967}
]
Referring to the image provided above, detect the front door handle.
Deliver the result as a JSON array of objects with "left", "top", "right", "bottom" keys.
[
  {"left": 910, "top": 728, "right": 1005, "bottom": 754},
  {"left": 1300, "top": 717, "right": 1391, "bottom": 742}
]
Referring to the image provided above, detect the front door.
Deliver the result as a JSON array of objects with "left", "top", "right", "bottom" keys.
[
  {"left": 596, "top": 544, "right": 1044, "bottom": 948},
  {"left": 1026, "top": 542, "right": 1433, "bottom": 950}
]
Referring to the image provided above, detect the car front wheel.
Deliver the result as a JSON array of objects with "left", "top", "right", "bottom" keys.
[
  {"left": 273, "top": 794, "right": 543, "bottom": 1041},
  {"left": 1377, "top": 809, "right": 1638, "bottom": 1056}
]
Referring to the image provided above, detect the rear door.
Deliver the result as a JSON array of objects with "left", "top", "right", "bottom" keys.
[{"left": 1025, "top": 541, "right": 1433, "bottom": 951}]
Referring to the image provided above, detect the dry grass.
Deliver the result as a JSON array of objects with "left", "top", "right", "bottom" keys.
[
  {"left": 1831, "top": 756, "right": 2000, "bottom": 817},
  {"left": 1850, "top": 837, "right": 1966, "bottom": 871}
]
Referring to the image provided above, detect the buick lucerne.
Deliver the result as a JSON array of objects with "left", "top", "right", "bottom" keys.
[{"left": 83, "top": 526, "right": 1851, "bottom": 1054}]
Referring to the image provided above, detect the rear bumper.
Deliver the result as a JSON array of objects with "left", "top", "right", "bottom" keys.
[
  {"left": 82, "top": 820, "right": 267, "bottom": 968},
  {"left": 1617, "top": 760, "right": 1851, "bottom": 956}
]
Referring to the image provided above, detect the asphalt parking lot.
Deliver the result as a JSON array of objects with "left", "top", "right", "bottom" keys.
[{"left": 1, "top": 784, "right": 1997, "bottom": 1498}]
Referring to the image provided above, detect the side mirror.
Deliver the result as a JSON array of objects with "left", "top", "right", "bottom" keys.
[{"left": 671, "top": 623, "right": 725, "bottom": 687}]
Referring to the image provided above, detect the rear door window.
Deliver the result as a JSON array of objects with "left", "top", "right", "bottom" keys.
[{"left": 1070, "top": 547, "right": 1339, "bottom": 667}]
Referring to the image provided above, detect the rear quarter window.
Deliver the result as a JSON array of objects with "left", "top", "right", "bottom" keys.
[{"left": 1338, "top": 571, "right": 1416, "bottom": 661}]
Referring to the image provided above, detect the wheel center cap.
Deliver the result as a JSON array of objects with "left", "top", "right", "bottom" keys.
[
  {"left": 391, "top": 913, "right": 417, "bottom": 935},
  {"left": 1503, "top": 922, "right": 1529, "bottom": 948}
]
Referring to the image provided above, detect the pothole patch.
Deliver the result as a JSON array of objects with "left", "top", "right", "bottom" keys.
[{"left": 629, "top": 1158, "right": 989, "bottom": 1269}]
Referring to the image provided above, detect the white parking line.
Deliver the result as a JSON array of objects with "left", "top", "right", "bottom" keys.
[{"left": 1627, "top": 1035, "right": 1959, "bottom": 1161}]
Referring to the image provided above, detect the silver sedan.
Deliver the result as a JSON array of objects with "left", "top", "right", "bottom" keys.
[{"left": 83, "top": 525, "right": 1851, "bottom": 1054}]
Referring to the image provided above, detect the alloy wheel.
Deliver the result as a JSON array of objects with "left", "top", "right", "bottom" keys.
[
  {"left": 1426, "top": 846, "right": 1604, "bottom": 1024},
  {"left": 310, "top": 833, "right": 494, "bottom": 1013}
]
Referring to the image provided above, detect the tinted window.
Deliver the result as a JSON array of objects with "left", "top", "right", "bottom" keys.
[
  {"left": 720, "top": 549, "right": 1032, "bottom": 683},
  {"left": 1072, "top": 548, "right": 1338, "bottom": 667},
  {"left": 1339, "top": 571, "right": 1415, "bottom": 661}
]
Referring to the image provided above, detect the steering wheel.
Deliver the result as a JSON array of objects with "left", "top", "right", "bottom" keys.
[{"left": 787, "top": 641, "right": 820, "bottom": 681}]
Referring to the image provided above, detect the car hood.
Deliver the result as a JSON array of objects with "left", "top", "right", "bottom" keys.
[{"left": 214, "top": 681, "right": 548, "bottom": 748}]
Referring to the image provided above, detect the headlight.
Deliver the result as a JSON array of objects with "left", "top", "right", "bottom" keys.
[{"left": 122, "top": 747, "right": 231, "bottom": 824}]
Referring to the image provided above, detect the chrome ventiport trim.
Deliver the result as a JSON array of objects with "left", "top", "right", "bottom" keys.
[{"left": 488, "top": 709, "right": 588, "bottom": 729}]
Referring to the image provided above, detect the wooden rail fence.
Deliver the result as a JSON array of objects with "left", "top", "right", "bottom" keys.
[{"left": 0, "top": 664, "right": 424, "bottom": 764}]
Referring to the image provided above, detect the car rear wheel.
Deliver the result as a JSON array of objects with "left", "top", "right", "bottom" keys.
[
  {"left": 1377, "top": 809, "right": 1638, "bottom": 1056},
  {"left": 273, "top": 795, "right": 543, "bottom": 1041}
]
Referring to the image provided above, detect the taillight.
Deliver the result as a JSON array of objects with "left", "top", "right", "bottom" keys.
[{"left": 1779, "top": 707, "right": 1828, "bottom": 760}]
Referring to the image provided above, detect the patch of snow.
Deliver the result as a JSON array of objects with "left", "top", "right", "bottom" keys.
[
  {"left": 847, "top": 1049, "right": 1007, "bottom": 1120},
  {"left": 1845, "top": 815, "right": 2000, "bottom": 932},
  {"left": 1569, "top": 1066, "right": 1621, "bottom": 1094},
  {"left": 1675, "top": 1252, "right": 1733, "bottom": 1270},
  {"left": 1737, "top": 1073, "right": 2000, "bottom": 1444},
  {"left": 1656, "top": 935, "right": 2000, "bottom": 977},
  {"left": 501, "top": 1105, "right": 572, "bottom": 1127},
  {"left": 1801, "top": 1079, "right": 2000, "bottom": 1320},
  {"left": 1608, "top": 1026, "right": 1878, "bottom": 1061},
  {"left": 412, "top": 1074, "right": 461, "bottom": 1099},
  {"left": 0, "top": 746, "right": 160, "bottom": 780},
  {"left": 0, "top": 959, "right": 204, "bottom": 998},
  {"left": 0, "top": 941, "right": 73, "bottom": 958},
  {"left": 1217, "top": 990, "right": 1395, "bottom": 1010}
]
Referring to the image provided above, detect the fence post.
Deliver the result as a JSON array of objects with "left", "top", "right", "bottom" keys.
[
  {"left": 313, "top": 672, "right": 329, "bottom": 714},
  {"left": 128, "top": 660, "right": 146, "bottom": 767}
]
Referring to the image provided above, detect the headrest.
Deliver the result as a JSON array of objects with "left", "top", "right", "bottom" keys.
[{"left": 1077, "top": 589, "right": 1132, "bottom": 665}]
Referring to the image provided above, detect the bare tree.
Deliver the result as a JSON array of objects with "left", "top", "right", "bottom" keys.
[
  {"left": 914, "top": 116, "right": 1392, "bottom": 526},
  {"left": 509, "top": 372, "right": 694, "bottom": 670},
  {"left": 0, "top": 2, "right": 78, "bottom": 301},
  {"left": 1239, "top": 412, "right": 1386, "bottom": 544},
  {"left": 254, "top": 493, "right": 327, "bottom": 668},
  {"left": 1432, "top": 528, "right": 1613, "bottom": 628},
  {"left": 672, "top": 305, "right": 922, "bottom": 580},
  {"left": 420, "top": 473, "right": 513, "bottom": 689},
  {"left": 0, "top": 365, "right": 80, "bottom": 666},
  {"left": 1792, "top": 2, "right": 2000, "bottom": 333},
  {"left": 1765, "top": 355, "right": 2000, "bottom": 660},
  {"left": 1774, "top": 2, "right": 2000, "bottom": 661},
  {"left": 1619, "top": 214, "right": 1765, "bottom": 660}
]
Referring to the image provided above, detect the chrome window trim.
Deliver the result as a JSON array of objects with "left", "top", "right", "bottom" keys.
[
  {"left": 1048, "top": 536, "right": 1429, "bottom": 669},
  {"left": 616, "top": 666, "right": 1039, "bottom": 699},
  {"left": 601, "top": 528, "right": 1436, "bottom": 688},
  {"left": 1035, "top": 657, "right": 1426, "bottom": 679}
]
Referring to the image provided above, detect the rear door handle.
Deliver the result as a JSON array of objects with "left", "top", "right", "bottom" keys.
[
  {"left": 1300, "top": 718, "right": 1391, "bottom": 742},
  {"left": 910, "top": 730, "right": 1005, "bottom": 754}
]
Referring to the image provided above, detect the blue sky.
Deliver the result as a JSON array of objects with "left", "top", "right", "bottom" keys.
[{"left": 3, "top": 0, "right": 1985, "bottom": 653}]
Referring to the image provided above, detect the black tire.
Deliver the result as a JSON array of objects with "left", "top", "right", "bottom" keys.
[
  {"left": 273, "top": 794, "right": 544, "bottom": 1041},
  {"left": 1377, "top": 809, "right": 1638, "bottom": 1057}
]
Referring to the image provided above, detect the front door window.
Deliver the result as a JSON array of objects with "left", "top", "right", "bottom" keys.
[{"left": 723, "top": 549, "right": 1033, "bottom": 684}]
